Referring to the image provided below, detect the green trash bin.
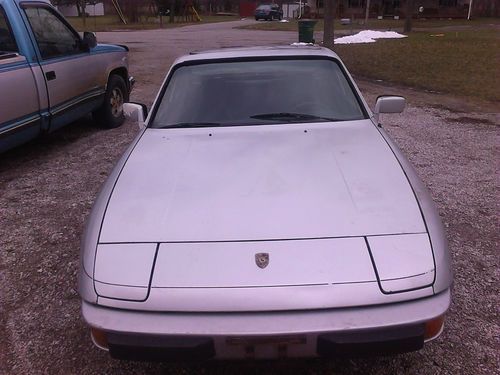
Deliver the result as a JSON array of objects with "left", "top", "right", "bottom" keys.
[{"left": 298, "top": 19, "right": 317, "bottom": 43}]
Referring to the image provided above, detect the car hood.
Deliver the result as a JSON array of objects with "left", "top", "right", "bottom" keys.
[
  {"left": 99, "top": 120, "right": 426, "bottom": 243},
  {"left": 92, "top": 43, "right": 128, "bottom": 53},
  {"left": 94, "top": 234, "right": 435, "bottom": 310}
]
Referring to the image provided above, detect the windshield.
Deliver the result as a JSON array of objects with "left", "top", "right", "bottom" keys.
[
  {"left": 151, "top": 58, "right": 366, "bottom": 129},
  {"left": 256, "top": 5, "right": 271, "bottom": 10}
]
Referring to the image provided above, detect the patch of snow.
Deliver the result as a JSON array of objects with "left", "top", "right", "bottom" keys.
[
  {"left": 291, "top": 42, "right": 314, "bottom": 46},
  {"left": 279, "top": 19, "right": 290, "bottom": 23},
  {"left": 334, "top": 30, "right": 407, "bottom": 44}
]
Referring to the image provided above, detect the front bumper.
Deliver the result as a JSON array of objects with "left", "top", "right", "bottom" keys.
[{"left": 82, "top": 288, "right": 450, "bottom": 360}]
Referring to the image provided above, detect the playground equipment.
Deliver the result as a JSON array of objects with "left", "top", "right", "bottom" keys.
[
  {"left": 111, "top": 0, "right": 127, "bottom": 24},
  {"left": 109, "top": 0, "right": 202, "bottom": 25},
  {"left": 180, "top": 0, "right": 202, "bottom": 22}
]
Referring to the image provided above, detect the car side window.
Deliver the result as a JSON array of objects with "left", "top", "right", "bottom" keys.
[
  {"left": 0, "top": 7, "right": 18, "bottom": 53},
  {"left": 23, "top": 6, "right": 81, "bottom": 60}
]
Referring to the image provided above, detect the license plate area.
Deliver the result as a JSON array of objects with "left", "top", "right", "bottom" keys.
[
  {"left": 226, "top": 335, "right": 307, "bottom": 358},
  {"left": 226, "top": 335, "right": 306, "bottom": 346}
]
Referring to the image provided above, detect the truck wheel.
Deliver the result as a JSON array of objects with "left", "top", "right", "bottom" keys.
[{"left": 93, "top": 75, "right": 127, "bottom": 129}]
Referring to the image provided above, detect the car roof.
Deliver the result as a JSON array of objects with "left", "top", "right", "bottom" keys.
[{"left": 178, "top": 45, "right": 340, "bottom": 64}]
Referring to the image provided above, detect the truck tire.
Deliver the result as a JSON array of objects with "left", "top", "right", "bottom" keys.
[{"left": 93, "top": 74, "right": 128, "bottom": 129}]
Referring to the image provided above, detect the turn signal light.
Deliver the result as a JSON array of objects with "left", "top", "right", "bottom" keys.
[
  {"left": 91, "top": 328, "right": 109, "bottom": 350},
  {"left": 424, "top": 315, "right": 445, "bottom": 342}
]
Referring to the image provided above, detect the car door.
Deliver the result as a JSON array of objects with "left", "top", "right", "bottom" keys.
[
  {"left": 21, "top": 3, "right": 105, "bottom": 132},
  {"left": 0, "top": 4, "right": 41, "bottom": 152}
]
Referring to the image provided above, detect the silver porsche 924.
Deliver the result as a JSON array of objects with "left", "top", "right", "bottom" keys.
[{"left": 79, "top": 46, "right": 453, "bottom": 361}]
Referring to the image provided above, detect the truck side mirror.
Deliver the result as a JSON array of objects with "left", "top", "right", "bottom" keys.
[
  {"left": 82, "top": 32, "right": 97, "bottom": 50},
  {"left": 124, "top": 103, "right": 148, "bottom": 130},
  {"left": 374, "top": 96, "right": 406, "bottom": 123}
]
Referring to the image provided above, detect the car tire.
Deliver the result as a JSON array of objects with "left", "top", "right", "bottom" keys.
[{"left": 93, "top": 74, "right": 128, "bottom": 129}]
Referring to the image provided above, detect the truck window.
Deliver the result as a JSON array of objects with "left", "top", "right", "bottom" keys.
[
  {"left": 23, "top": 6, "right": 81, "bottom": 60},
  {"left": 0, "top": 7, "right": 18, "bottom": 53}
]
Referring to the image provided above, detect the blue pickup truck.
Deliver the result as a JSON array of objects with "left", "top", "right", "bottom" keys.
[{"left": 0, "top": 0, "right": 133, "bottom": 153}]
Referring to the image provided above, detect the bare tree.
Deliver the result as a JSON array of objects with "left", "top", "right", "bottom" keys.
[
  {"left": 51, "top": 0, "right": 99, "bottom": 17},
  {"left": 120, "top": 0, "right": 141, "bottom": 23},
  {"left": 323, "top": 0, "right": 335, "bottom": 49},
  {"left": 364, "top": 0, "right": 371, "bottom": 25},
  {"left": 170, "top": 0, "right": 175, "bottom": 22},
  {"left": 404, "top": 0, "right": 414, "bottom": 33}
]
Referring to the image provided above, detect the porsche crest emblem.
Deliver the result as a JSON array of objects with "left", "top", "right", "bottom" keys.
[{"left": 255, "top": 253, "right": 269, "bottom": 269}]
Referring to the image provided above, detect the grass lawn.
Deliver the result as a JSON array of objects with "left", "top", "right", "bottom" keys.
[
  {"left": 68, "top": 15, "right": 239, "bottom": 32},
  {"left": 241, "top": 17, "right": 499, "bottom": 102},
  {"left": 239, "top": 17, "right": 500, "bottom": 32},
  {"left": 335, "top": 28, "right": 500, "bottom": 102}
]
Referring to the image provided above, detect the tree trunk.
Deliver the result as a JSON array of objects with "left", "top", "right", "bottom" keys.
[
  {"left": 365, "top": 0, "right": 371, "bottom": 25},
  {"left": 76, "top": 2, "right": 82, "bottom": 17},
  {"left": 323, "top": 0, "right": 335, "bottom": 49},
  {"left": 169, "top": 0, "right": 175, "bottom": 23},
  {"left": 404, "top": 0, "right": 414, "bottom": 33},
  {"left": 82, "top": 3, "right": 86, "bottom": 27}
]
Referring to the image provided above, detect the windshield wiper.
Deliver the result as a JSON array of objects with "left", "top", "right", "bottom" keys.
[
  {"left": 250, "top": 112, "right": 339, "bottom": 122},
  {"left": 158, "top": 122, "right": 222, "bottom": 129}
]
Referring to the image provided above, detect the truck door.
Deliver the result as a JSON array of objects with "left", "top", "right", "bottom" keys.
[
  {"left": 0, "top": 5, "right": 41, "bottom": 153},
  {"left": 21, "top": 3, "right": 104, "bottom": 132}
]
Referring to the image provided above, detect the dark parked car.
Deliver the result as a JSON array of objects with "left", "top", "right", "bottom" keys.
[{"left": 255, "top": 4, "right": 283, "bottom": 21}]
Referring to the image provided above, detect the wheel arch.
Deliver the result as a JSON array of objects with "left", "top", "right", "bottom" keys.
[{"left": 107, "top": 67, "right": 130, "bottom": 97}]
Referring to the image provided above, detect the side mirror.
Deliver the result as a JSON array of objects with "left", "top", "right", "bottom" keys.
[
  {"left": 123, "top": 103, "right": 148, "bottom": 130},
  {"left": 82, "top": 32, "right": 97, "bottom": 50},
  {"left": 373, "top": 95, "right": 406, "bottom": 123}
]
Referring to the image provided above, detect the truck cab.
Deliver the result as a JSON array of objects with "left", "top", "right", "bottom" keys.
[{"left": 0, "top": 0, "right": 133, "bottom": 153}]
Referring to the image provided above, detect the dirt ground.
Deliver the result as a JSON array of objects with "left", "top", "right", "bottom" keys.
[{"left": 0, "top": 20, "right": 498, "bottom": 375}]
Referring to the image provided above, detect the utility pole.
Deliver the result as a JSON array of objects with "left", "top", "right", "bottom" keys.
[
  {"left": 404, "top": 0, "right": 414, "bottom": 33},
  {"left": 323, "top": 0, "right": 335, "bottom": 49}
]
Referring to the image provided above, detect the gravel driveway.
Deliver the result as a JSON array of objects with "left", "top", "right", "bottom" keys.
[{"left": 0, "top": 20, "right": 498, "bottom": 375}]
